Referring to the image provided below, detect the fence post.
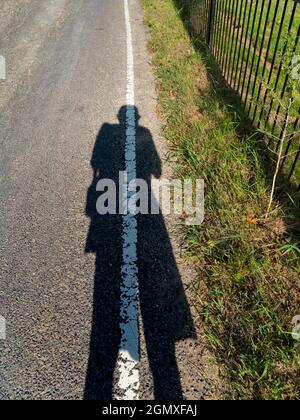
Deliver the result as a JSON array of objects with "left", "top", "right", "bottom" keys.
[{"left": 207, "top": 0, "right": 217, "bottom": 49}]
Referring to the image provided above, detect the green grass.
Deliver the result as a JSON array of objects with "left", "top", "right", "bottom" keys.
[{"left": 142, "top": 0, "right": 300, "bottom": 400}]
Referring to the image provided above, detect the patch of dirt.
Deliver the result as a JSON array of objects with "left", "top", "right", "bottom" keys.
[{"left": 185, "top": 104, "right": 204, "bottom": 124}]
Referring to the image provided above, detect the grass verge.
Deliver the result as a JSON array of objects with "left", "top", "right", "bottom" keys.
[{"left": 142, "top": 0, "right": 300, "bottom": 400}]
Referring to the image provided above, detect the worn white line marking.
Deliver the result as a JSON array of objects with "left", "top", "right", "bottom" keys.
[{"left": 116, "top": 0, "right": 140, "bottom": 400}]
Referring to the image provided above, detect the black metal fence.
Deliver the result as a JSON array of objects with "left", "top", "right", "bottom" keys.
[{"left": 185, "top": 0, "right": 300, "bottom": 188}]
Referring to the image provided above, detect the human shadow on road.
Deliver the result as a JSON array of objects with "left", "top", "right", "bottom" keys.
[{"left": 84, "top": 106, "right": 196, "bottom": 400}]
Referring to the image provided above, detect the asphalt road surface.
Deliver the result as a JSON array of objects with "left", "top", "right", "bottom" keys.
[{"left": 0, "top": 0, "right": 215, "bottom": 400}]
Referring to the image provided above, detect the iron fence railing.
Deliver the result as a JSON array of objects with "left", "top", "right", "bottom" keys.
[{"left": 186, "top": 0, "right": 300, "bottom": 189}]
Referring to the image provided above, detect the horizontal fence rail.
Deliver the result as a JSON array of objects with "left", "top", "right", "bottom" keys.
[{"left": 186, "top": 0, "right": 300, "bottom": 189}]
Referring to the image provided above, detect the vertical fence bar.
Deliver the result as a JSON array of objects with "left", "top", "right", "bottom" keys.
[
  {"left": 273, "top": 24, "right": 300, "bottom": 137},
  {"left": 252, "top": 0, "right": 281, "bottom": 125},
  {"left": 247, "top": 0, "right": 273, "bottom": 116},
  {"left": 224, "top": 0, "right": 237, "bottom": 79},
  {"left": 218, "top": 0, "right": 228, "bottom": 68},
  {"left": 281, "top": 109, "right": 300, "bottom": 169},
  {"left": 232, "top": 1, "right": 248, "bottom": 90},
  {"left": 205, "top": 0, "right": 210, "bottom": 37},
  {"left": 207, "top": 0, "right": 217, "bottom": 49},
  {"left": 236, "top": 0, "right": 254, "bottom": 92},
  {"left": 244, "top": 0, "right": 266, "bottom": 107},
  {"left": 213, "top": 0, "right": 223, "bottom": 60},
  {"left": 221, "top": 0, "right": 232, "bottom": 71},
  {"left": 226, "top": 0, "right": 239, "bottom": 81},
  {"left": 265, "top": 1, "right": 298, "bottom": 128},
  {"left": 257, "top": 0, "right": 289, "bottom": 129},
  {"left": 240, "top": 0, "right": 260, "bottom": 100},
  {"left": 289, "top": 146, "right": 300, "bottom": 180},
  {"left": 211, "top": 0, "right": 219, "bottom": 56},
  {"left": 229, "top": 0, "right": 244, "bottom": 86}
]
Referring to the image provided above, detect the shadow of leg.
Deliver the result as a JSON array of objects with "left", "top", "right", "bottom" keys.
[
  {"left": 138, "top": 213, "right": 195, "bottom": 400},
  {"left": 146, "top": 335, "right": 183, "bottom": 400},
  {"left": 84, "top": 259, "right": 121, "bottom": 400}
]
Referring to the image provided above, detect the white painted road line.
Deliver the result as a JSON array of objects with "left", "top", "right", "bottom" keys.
[{"left": 116, "top": 0, "right": 140, "bottom": 400}]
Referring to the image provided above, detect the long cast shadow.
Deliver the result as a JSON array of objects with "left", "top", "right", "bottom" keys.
[{"left": 84, "top": 106, "right": 196, "bottom": 400}]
